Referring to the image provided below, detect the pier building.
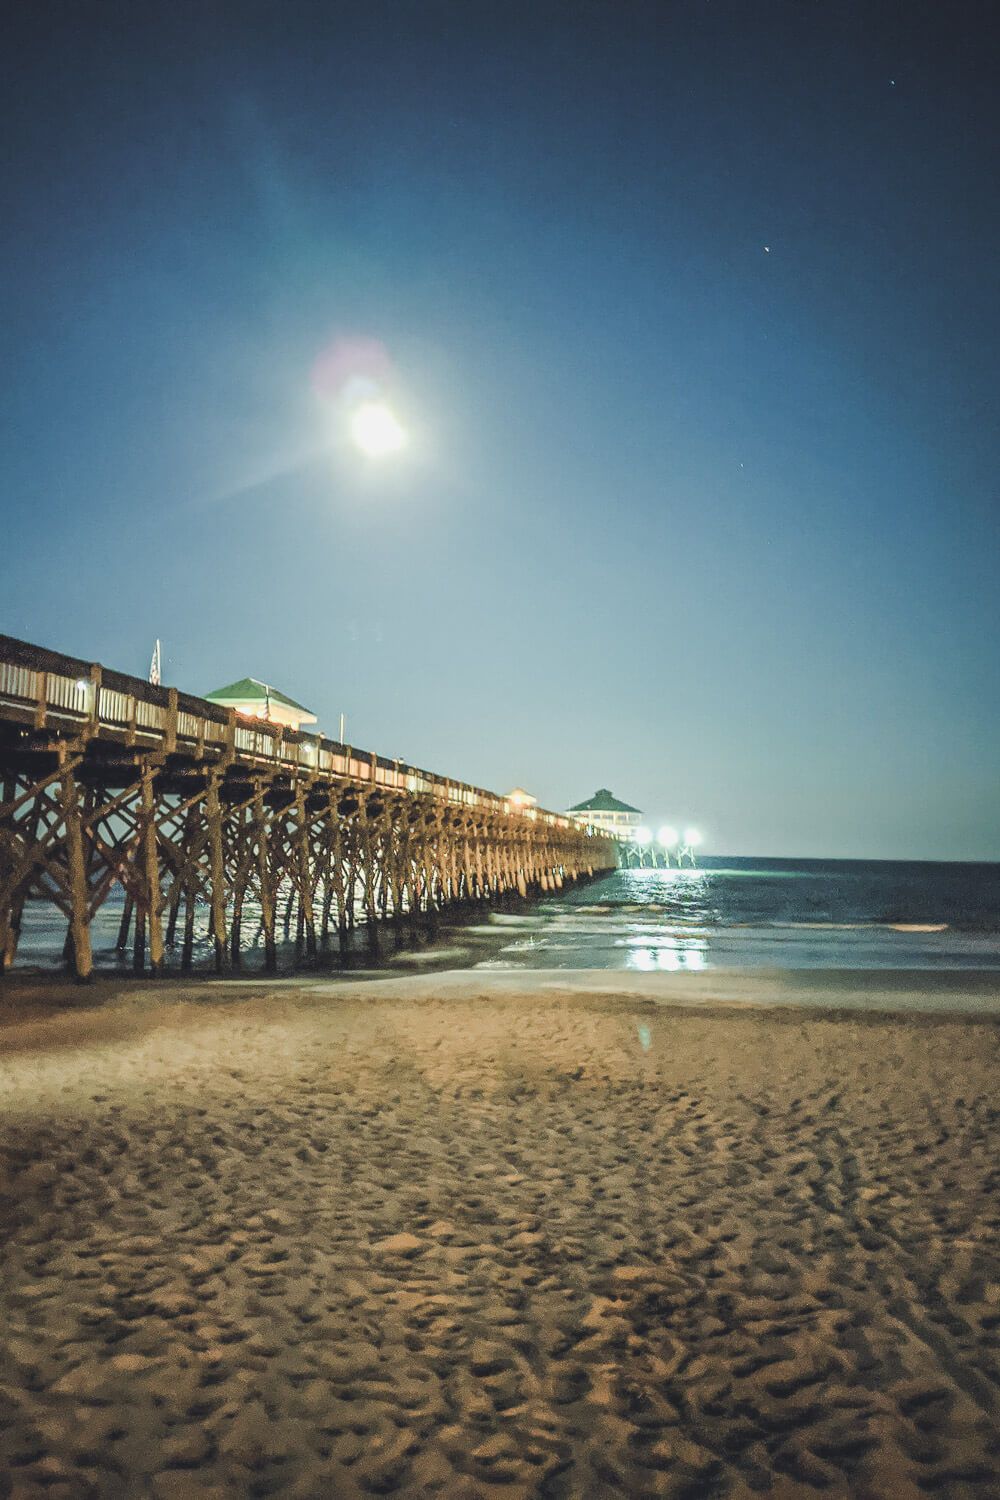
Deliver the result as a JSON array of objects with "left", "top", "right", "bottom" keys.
[
  {"left": 205, "top": 678, "right": 317, "bottom": 732},
  {"left": 567, "top": 789, "right": 642, "bottom": 839}
]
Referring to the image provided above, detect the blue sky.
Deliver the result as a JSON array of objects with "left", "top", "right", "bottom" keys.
[{"left": 2, "top": 1, "right": 997, "bottom": 858}]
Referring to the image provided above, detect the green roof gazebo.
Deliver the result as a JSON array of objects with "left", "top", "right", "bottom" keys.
[
  {"left": 204, "top": 677, "right": 317, "bottom": 732},
  {"left": 567, "top": 788, "right": 643, "bottom": 836}
]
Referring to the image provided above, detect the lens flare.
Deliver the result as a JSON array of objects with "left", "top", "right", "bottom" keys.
[
  {"left": 312, "top": 336, "right": 394, "bottom": 402},
  {"left": 634, "top": 827, "right": 652, "bottom": 846},
  {"left": 683, "top": 827, "right": 702, "bottom": 847},
  {"left": 657, "top": 825, "right": 678, "bottom": 847}
]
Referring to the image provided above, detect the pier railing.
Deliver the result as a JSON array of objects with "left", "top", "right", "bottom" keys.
[{"left": 0, "top": 635, "right": 572, "bottom": 825}]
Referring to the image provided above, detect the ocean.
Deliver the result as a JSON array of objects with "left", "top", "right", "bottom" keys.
[
  {"left": 8, "top": 857, "right": 1000, "bottom": 975},
  {"left": 468, "top": 857, "right": 1000, "bottom": 973}
]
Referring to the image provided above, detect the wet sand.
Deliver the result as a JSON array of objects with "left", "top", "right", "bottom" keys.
[{"left": 2, "top": 973, "right": 999, "bottom": 1498}]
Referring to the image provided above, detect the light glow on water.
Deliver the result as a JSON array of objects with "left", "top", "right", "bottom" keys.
[
  {"left": 12, "top": 857, "right": 1000, "bottom": 980},
  {"left": 627, "top": 937, "right": 707, "bottom": 971},
  {"left": 475, "top": 859, "right": 1000, "bottom": 974}
]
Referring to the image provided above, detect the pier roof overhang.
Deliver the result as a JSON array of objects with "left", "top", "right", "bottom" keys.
[
  {"left": 205, "top": 678, "right": 317, "bottom": 723},
  {"left": 568, "top": 788, "right": 642, "bottom": 815}
]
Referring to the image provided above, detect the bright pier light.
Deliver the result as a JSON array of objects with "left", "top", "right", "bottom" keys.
[
  {"left": 657, "top": 825, "right": 678, "bottom": 848},
  {"left": 683, "top": 827, "right": 703, "bottom": 848},
  {"left": 351, "top": 400, "right": 407, "bottom": 457},
  {"left": 634, "top": 826, "right": 652, "bottom": 846}
]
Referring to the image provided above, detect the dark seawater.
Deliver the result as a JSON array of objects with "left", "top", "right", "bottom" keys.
[
  {"left": 471, "top": 857, "right": 1000, "bottom": 972},
  {"left": 10, "top": 857, "right": 1000, "bottom": 975}
]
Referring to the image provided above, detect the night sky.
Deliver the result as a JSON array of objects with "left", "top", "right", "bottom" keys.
[{"left": 2, "top": 2, "right": 997, "bottom": 859}]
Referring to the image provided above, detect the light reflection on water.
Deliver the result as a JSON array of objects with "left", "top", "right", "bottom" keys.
[
  {"left": 628, "top": 942, "right": 707, "bottom": 972},
  {"left": 477, "top": 859, "right": 1000, "bottom": 972},
  {"left": 13, "top": 857, "right": 1000, "bottom": 977},
  {"left": 607, "top": 867, "right": 717, "bottom": 923}
]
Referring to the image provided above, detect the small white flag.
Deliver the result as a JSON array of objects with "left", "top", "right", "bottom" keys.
[{"left": 149, "top": 640, "right": 162, "bottom": 686}]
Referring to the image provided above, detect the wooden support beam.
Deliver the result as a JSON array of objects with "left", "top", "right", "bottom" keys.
[
  {"left": 0, "top": 769, "right": 30, "bottom": 974},
  {"left": 60, "top": 770, "right": 93, "bottom": 980},
  {"left": 326, "top": 792, "right": 348, "bottom": 952},
  {"left": 117, "top": 893, "right": 134, "bottom": 952},
  {"left": 295, "top": 784, "right": 317, "bottom": 961},
  {"left": 205, "top": 774, "right": 229, "bottom": 972},
  {"left": 254, "top": 785, "right": 277, "bottom": 973},
  {"left": 361, "top": 809, "right": 380, "bottom": 953},
  {"left": 0, "top": 773, "right": 18, "bottom": 973},
  {"left": 133, "top": 904, "right": 146, "bottom": 974},
  {"left": 165, "top": 881, "right": 183, "bottom": 947},
  {"left": 140, "top": 763, "right": 164, "bottom": 976},
  {"left": 1, "top": 891, "right": 25, "bottom": 974},
  {"left": 181, "top": 885, "right": 196, "bottom": 972}
]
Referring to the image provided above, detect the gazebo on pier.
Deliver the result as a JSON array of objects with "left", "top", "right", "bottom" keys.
[
  {"left": 567, "top": 789, "right": 642, "bottom": 838},
  {"left": 204, "top": 678, "right": 317, "bottom": 732}
]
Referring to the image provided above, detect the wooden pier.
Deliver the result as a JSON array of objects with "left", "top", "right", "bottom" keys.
[{"left": 0, "top": 635, "right": 616, "bottom": 979}]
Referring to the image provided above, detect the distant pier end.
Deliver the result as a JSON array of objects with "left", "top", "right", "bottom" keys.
[
  {"left": 567, "top": 788, "right": 643, "bottom": 839},
  {"left": 567, "top": 790, "right": 698, "bottom": 868}
]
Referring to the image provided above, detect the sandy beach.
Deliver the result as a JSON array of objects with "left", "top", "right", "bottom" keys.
[{"left": 2, "top": 973, "right": 999, "bottom": 1498}]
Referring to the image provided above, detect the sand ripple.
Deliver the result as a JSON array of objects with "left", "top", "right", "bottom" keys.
[{"left": 1, "top": 984, "right": 999, "bottom": 1497}]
